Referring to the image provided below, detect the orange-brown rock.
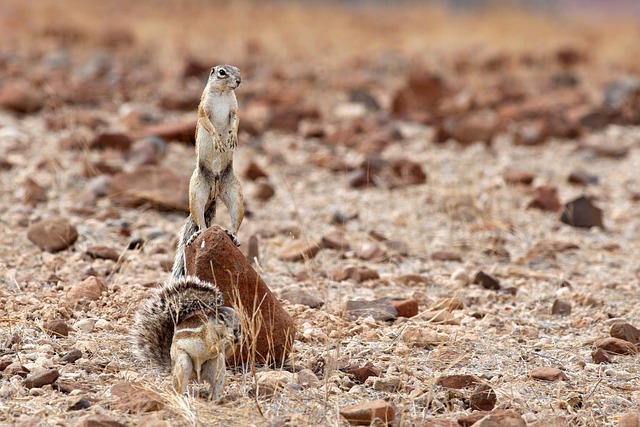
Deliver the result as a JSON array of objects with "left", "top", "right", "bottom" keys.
[
  {"left": 530, "top": 367, "right": 568, "bottom": 381},
  {"left": 185, "top": 226, "right": 296, "bottom": 366},
  {"left": 27, "top": 218, "right": 78, "bottom": 253},
  {"left": 339, "top": 399, "right": 396, "bottom": 426},
  {"left": 390, "top": 298, "right": 419, "bottom": 318},
  {"left": 527, "top": 185, "right": 562, "bottom": 212},
  {"left": 108, "top": 165, "right": 189, "bottom": 211},
  {"left": 137, "top": 120, "right": 196, "bottom": 144}
]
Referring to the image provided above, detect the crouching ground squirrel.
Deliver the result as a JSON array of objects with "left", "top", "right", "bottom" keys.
[
  {"left": 132, "top": 276, "right": 242, "bottom": 400},
  {"left": 172, "top": 65, "right": 244, "bottom": 280}
]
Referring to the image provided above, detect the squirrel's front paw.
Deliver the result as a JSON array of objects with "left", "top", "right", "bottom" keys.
[
  {"left": 186, "top": 229, "right": 204, "bottom": 247},
  {"left": 224, "top": 230, "right": 241, "bottom": 247}
]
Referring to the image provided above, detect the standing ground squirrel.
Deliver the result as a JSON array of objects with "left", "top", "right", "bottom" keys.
[
  {"left": 132, "top": 276, "right": 242, "bottom": 400},
  {"left": 172, "top": 65, "right": 244, "bottom": 280}
]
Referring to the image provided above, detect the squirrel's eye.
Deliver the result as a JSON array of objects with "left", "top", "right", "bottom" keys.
[{"left": 218, "top": 69, "right": 227, "bottom": 77}]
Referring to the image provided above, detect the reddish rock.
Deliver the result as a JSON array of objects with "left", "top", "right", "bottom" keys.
[
  {"left": 556, "top": 46, "right": 587, "bottom": 67},
  {"left": 27, "top": 218, "right": 78, "bottom": 252},
  {"left": 43, "top": 320, "right": 69, "bottom": 338},
  {"left": 551, "top": 299, "right": 572, "bottom": 316},
  {"left": 67, "top": 276, "right": 107, "bottom": 304},
  {"left": 182, "top": 56, "right": 210, "bottom": 78},
  {"left": 389, "top": 158, "right": 427, "bottom": 186},
  {"left": 568, "top": 170, "right": 598, "bottom": 186},
  {"left": 348, "top": 168, "right": 377, "bottom": 189},
  {"left": 90, "top": 132, "right": 132, "bottom": 151},
  {"left": 185, "top": 226, "right": 296, "bottom": 365},
  {"left": 610, "top": 323, "right": 640, "bottom": 345},
  {"left": 390, "top": 298, "right": 419, "bottom": 318},
  {"left": 109, "top": 165, "right": 189, "bottom": 211},
  {"left": 23, "top": 177, "right": 47, "bottom": 206},
  {"left": 530, "top": 367, "right": 568, "bottom": 381},
  {"left": 243, "top": 160, "right": 269, "bottom": 181},
  {"left": 527, "top": 185, "right": 562, "bottom": 212},
  {"left": 110, "top": 381, "right": 164, "bottom": 413},
  {"left": 86, "top": 246, "right": 120, "bottom": 261},
  {"left": 393, "top": 274, "right": 430, "bottom": 286},
  {"left": 436, "top": 374, "right": 479, "bottom": 389},
  {"left": 595, "top": 337, "right": 638, "bottom": 355},
  {"left": 472, "top": 271, "right": 501, "bottom": 290},
  {"left": 592, "top": 348, "right": 612, "bottom": 364},
  {"left": 357, "top": 243, "right": 388, "bottom": 262},
  {"left": 158, "top": 88, "right": 200, "bottom": 111},
  {"left": 23, "top": 369, "right": 59, "bottom": 389},
  {"left": 267, "top": 104, "right": 320, "bottom": 133},
  {"left": 321, "top": 231, "right": 350, "bottom": 251},
  {"left": 279, "top": 241, "right": 322, "bottom": 262},
  {"left": 78, "top": 414, "right": 125, "bottom": 427},
  {"left": 442, "top": 109, "right": 499, "bottom": 144},
  {"left": 392, "top": 72, "right": 448, "bottom": 118},
  {"left": 619, "top": 412, "right": 640, "bottom": 427},
  {"left": 458, "top": 410, "right": 526, "bottom": 427},
  {"left": 0, "top": 80, "right": 43, "bottom": 113},
  {"left": 503, "top": 170, "right": 535, "bottom": 185},
  {"left": 470, "top": 384, "right": 497, "bottom": 411},
  {"left": 344, "top": 361, "right": 382, "bottom": 383},
  {"left": 253, "top": 178, "right": 276, "bottom": 201},
  {"left": 560, "top": 196, "right": 604, "bottom": 229},
  {"left": 332, "top": 267, "right": 380, "bottom": 283},
  {"left": 431, "top": 250, "right": 462, "bottom": 262},
  {"left": 138, "top": 120, "right": 196, "bottom": 144},
  {"left": 45, "top": 109, "right": 106, "bottom": 131},
  {"left": 339, "top": 399, "right": 396, "bottom": 425}
]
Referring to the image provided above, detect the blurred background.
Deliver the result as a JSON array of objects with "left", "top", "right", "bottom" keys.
[{"left": 1, "top": 0, "right": 639, "bottom": 147}]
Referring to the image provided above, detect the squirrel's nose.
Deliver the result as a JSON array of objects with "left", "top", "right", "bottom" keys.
[{"left": 236, "top": 78, "right": 241, "bottom": 86}]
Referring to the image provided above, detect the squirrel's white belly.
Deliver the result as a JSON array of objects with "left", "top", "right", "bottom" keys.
[{"left": 207, "top": 94, "right": 236, "bottom": 138}]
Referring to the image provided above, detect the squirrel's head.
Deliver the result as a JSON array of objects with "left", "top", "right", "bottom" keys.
[
  {"left": 217, "top": 306, "right": 242, "bottom": 349},
  {"left": 208, "top": 65, "right": 241, "bottom": 91}
]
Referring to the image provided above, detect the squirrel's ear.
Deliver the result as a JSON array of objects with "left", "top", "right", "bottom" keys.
[{"left": 210, "top": 67, "right": 216, "bottom": 76}]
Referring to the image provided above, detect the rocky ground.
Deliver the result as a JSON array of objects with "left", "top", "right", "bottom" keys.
[{"left": 1, "top": 1, "right": 640, "bottom": 426}]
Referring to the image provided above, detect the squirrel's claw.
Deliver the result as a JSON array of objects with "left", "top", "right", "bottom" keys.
[
  {"left": 224, "top": 229, "right": 240, "bottom": 247},
  {"left": 186, "top": 229, "right": 204, "bottom": 247}
]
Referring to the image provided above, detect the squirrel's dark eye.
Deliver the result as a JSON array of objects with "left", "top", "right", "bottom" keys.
[{"left": 218, "top": 69, "right": 227, "bottom": 77}]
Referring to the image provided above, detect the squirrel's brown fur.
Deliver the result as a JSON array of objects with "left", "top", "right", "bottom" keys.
[{"left": 171, "top": 65, "right": 244, "bottom": 281}]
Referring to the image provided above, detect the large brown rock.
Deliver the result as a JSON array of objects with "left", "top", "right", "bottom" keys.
[
  {"left": 109, "top": 165, "right": 189, "bottom": 211},
  {"left": 137, "top": 120, "right": 197, "bottom": 144},
  {"left": 27, "top": 218, "right": 78, "bottom": 253},
  {"left": 339, "top": 399, "right": 396, "bottom": 425},
  {"left": 185, "top": 226, "right": 296, "bottom": 366}
]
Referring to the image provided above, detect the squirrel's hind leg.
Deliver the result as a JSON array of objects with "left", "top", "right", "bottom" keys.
[
  {"left": 171, "top": 349, "right": 194, "bottom": 396},
  {"left": 220, "top": 170, "right": 244, "bottom": 247},
  {"left": 202, "top": 356, "right": 226, "bottom": 401}
]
